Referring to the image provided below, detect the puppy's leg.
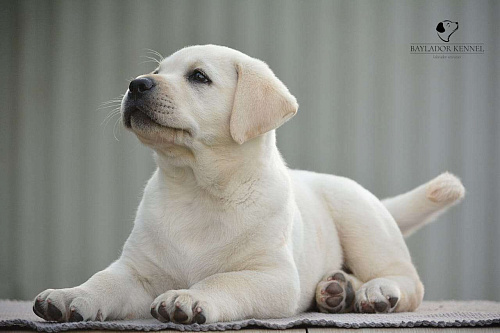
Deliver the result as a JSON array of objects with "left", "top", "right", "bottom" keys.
[
  {"left": 151, "top": 266, "right": 299, "bottom": 324},
  {"left": 326, "top": 180, "right": 424, "bottom": 313},
  {"left": 383, "top": 172, "right": 465, "bottom": 237},
  {"left": 315, "top": 270, "right": 362, "bottom": 313},
  {"left": 33, "top": 260, "right": 153, "bottom": 321}
]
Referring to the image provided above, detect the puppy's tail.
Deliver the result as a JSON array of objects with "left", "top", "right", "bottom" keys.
[{"left": 382, "top": 172, "right": 465, "bottom": 237}]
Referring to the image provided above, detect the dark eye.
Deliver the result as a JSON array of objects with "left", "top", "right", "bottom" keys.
[
  {"left": 153, "top": 69, "right": 159, "bottom": 74},
  {"left": 189, "top": 69, "right": 211, "bottom": 84}
]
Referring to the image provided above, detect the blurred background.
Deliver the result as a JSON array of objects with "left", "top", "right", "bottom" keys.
[{"left": 1, "top": 0, "right": 498, "bottom": 302}]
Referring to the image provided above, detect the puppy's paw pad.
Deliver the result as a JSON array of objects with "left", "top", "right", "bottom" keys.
[
  {"left": 316, "top": 271, "right": 355, "bottom": 313},
  {"left": 68, "top": 308, "right": 84, "bottom": 322},
  {"left": 151, "top": 290, "right": 210, "bottom": 324},
  {"left": 355, "top": 278, "right": 400, "bottom": 313},
  {"left": 32, "top": 289, "right": 102, "bottom": 322},
  {"left": 33, "top": 297, "right": 45, "bottom": 318},
  {"left": 46, "top": 300, "right": 63, "bottom": 321},
  {"left": 173, "top": 303, "right": 189, "bottom": 323},
  {"left": 388, "top": 296, "right": 399, "bottom": 308},
  {"left": 193, "top": 306, "right": 207, "bottom": 324},
  {"left": 359, "top": 300, "right": 376, "bottom": 313},
  {"left": 373, "top": 301, "right": 388, "bottom": 312},
  {"left": 151, "top": 301, "right": 170, "bottom": 323}
]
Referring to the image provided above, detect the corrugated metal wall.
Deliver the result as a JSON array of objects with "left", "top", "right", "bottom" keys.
[{"left": 1, "top": 0, "right": 498, "bottom": 301}]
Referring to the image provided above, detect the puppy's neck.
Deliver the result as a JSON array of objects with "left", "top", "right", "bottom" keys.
[{"left": 154, "top": 131, "right": 288, "bottom": 206}]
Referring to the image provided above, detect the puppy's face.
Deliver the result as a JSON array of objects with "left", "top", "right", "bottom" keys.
[{"left": 121, "top": 45, "right": 298, "bottom": 161}]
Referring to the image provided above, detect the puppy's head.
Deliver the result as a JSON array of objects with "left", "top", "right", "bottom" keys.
[
  {"left": 121, "top": 45, "right": 298, "bottom": 158},
  {"left": 436, "top": 20, "right": 458, "bottom": 42}
]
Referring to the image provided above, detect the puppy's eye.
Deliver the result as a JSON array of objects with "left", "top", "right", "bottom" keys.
[
  {"left": 153, "top": 69, "right": 159, "bottom": 74},
  {"left": 188, "top": 69, "right": 211, "bottom": 84}
]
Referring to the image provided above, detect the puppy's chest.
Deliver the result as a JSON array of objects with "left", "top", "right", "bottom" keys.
[{"left": 139, "top": 193, "right": 252, "bottom": 286}]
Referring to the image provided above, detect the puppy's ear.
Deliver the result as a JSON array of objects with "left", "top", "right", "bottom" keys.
[
  {"left": 436, "top": 22, "right": 445, "bottom": 33},
  {"left": 230, "top": 59, "right": 298, "bottom": 144}
]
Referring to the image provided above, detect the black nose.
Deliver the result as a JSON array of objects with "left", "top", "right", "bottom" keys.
[{"left": 128, "top": 77, "right": 155, "bottom": 99}]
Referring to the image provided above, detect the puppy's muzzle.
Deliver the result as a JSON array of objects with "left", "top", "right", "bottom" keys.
[
  {"left": 122, "top": 77, "right": 190, "bottom": 137},
  {"left": 128, "top": 77, "right": 155, "bottom": 100},
  {"left": 123, "top": 77, "right": 157, "bottom": 128}
]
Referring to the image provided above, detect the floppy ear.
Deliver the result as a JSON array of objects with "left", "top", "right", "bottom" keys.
[
  {"left": 436, "top": 22, "right": 445, "bottom": 33},
  {"left": 230, "top": 59, "right": 298, "bottom": 144}
]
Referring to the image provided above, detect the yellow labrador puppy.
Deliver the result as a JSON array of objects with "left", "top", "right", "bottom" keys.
[{"left": 33, "top": 45, "right": 464, "bottom": 324}]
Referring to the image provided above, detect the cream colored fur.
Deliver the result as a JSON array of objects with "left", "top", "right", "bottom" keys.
[
  {"left": 33, "top": 45, "right": 465, "bottom": 323},
  {"left": 231, "top": 61, "right": 298, "bottom": 144}
]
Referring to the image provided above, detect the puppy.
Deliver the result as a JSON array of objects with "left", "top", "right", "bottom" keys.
[
  {"left": 436, "top": 20, "right": 459, "bottom": 42},
  {"left": 33, "top": 45, "right": 465, "bottom": 323}
]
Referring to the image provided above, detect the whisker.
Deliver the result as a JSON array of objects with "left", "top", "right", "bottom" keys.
[
  {"left": 139, "top": 59, "right": 160, "bottom": 66},
  {"left": 98, "top": 100, "right": 122, "bottom": 107},
  {"left": 101, "top": 108, "right": 121, "bottom": 127},
  {"left": 145, "top": 48, "right": 164, "bottom": 61},
  {"left": 97, "top": 103, "right": 121, "bottom": 111},
  {"left": 112, "top": 115, "right": 122, "bottom": 141},
  {"left": 99, "top": 95, "right": 124, "bottom": 103},
  {"left": 102, "top": 113, "right": 120, "bottom": 130},
  {"left": 102, "top": 93, "right": 124, "bottom": 100},
  {"left": 97, "top": 94, "right": 125, "bottom": 111},
  {"left": 139, "top": 55, "right": 161, "bottom": 65},
  {"left": 99, "top": 100, "right": 121, "bottom": 108},
  {"left": 102, "top": 97, "right": 121, "bottom": 101}
]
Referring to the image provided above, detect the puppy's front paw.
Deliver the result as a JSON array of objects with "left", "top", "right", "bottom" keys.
[
  {"left": 33, "top": 288, "right": 103, "bottom": 322},
  {"left": 316, "top": 270, "right": 357, "bottom": 313},
  {"left": 355, "top": 278, "right": 400, "bottom": 313},
  {"left": 151, "top": 290, "right": 214, "bottom": 324}
]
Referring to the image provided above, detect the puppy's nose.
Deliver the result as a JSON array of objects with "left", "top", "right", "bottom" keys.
[{"left": 128, "top": 77, "right": 155, "bottom": 99}]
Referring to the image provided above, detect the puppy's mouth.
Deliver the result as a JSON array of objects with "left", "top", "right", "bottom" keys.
[{"left": 123, "top": 106, "right": 192, "bottom": 137}]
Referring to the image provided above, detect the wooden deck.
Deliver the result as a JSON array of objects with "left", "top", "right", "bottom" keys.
[{"left": 8, "top": 328, "right": 498, "bottom": 332}]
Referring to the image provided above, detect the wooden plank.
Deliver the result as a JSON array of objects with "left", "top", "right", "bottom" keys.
[
  {"left": 309, "top": 328, "right": 499, "bottom": 333},
  {"left": 7, "top": 328, "right": 500, "bottom": 333},
  {"left": 47, "top": 328, "right": 306, "bottom": 333}
]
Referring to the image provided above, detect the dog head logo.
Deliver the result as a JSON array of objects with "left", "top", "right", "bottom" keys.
[{"left": 436, "top": 20, "right": 458, "bottom": 42}]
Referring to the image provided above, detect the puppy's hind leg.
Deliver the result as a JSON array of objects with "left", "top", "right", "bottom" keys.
[
  {"left": 323, "top": 179, "right": 424, "bottom": 313},
  {"left": 315, "top": 270, "right": 362, "bottom": 313}
]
